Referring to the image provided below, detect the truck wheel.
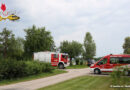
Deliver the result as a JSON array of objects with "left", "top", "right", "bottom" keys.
[
  {"left": 58, "top": 64, "right": 64, "bottom": 69},
  {"left": 94, "top": 69, "right": 101, "bottom": 74}
]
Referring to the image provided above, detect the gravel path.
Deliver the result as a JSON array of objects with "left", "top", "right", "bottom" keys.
[{"left": 0, "top": 68, "right": 91, "bottom": 90}]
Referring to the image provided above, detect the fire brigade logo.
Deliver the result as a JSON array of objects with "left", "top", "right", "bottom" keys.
[
  {"left": 1, "top": 3, "right": 6, "bottom": 12},
  {"left": 0, "top": 3, "right": 20, "bottom": 21}
]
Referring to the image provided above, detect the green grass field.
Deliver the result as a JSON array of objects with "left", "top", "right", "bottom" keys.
[
  {"left": 0, "top": 69, "right": 67, "bottom": 86},
  {"left": 66, "top": 65, "right": 88, "bottom": 69},
  {"left": 39, "top": 76, "right": 130, "bottom": 90}
]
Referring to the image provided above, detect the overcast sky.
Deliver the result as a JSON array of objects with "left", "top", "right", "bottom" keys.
[{"left": 0, "top": 0, "right": 130, "bottom": 57}]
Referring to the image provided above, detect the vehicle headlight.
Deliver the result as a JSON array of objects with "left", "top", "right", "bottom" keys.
[{"left": 91, "top": 64, "right": 94, "bottom": 67}]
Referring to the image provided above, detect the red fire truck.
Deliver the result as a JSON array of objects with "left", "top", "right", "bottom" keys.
[
  {"left": 90, "top": 54, "right": 130, "bottom": 75},
  {"left": 33, "top": 52, "right": 69, "bottom": 69}
]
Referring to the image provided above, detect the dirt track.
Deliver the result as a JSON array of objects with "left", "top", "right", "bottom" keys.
[{"left": 0, "top": 68, "right": 96, "bottom": 90}]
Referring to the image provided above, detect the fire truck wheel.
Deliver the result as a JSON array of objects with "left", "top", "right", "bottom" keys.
[
  {"left": 58, "top": 64, "right": 64, "bottom": 69},
  {"left": 94, "top": 68, "right": 101, "bottom": 74}
]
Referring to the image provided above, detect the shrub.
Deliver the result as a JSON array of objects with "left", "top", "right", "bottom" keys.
[
  {"left": 80, "top": 60, "right": 83, "bottom": 65},
  {"left": 0, "top": 59, "right": 26, "bottom": 80},
  {"left": 0, "top": 59, "right": 53, "bottom": 80},
  {"left": 110, "top": 66, "right": 129, "bottom": 89},
  {"left": 25, "top": 61, "right": 53, "bottom": 75},
  {"left": 75, "top": 58, "right": 80, "bottom": 65}
]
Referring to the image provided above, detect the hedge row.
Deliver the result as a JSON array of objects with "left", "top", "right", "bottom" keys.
[{"left": 0, "top": 59, "right": 53, "bottom": 80}]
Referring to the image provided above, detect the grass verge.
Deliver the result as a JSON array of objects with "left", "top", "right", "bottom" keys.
[
  {"left": 66, "top": 65, "right": 88, "bottom": 69},
  {"left": 0, "top": 69, "right": 67, "bottom": 86},
  {"left": 39, "top": 76, "right": 130, "bottom": 90}
]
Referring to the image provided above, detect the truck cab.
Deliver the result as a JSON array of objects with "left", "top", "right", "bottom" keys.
[{"left": 51, "top": 53, "right": 68, "bottom": 69}]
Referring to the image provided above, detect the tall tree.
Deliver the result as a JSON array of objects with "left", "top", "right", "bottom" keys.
[
  {"left": 60, "top": 40, "right": 69, "bottom": 53},
  {"left": 24, "top": 25, "right": 54, "bottom": 57},
  {"left": 84, "top": 32, "right": 96, "bottom": 60},
  {"left": 60, "top": 40, "right": 83, "bottom": 65},
  {"left": 0, "top": 28, "right": 24, "bottom": 59},
  {"left": 123, "top": 37, "right": 130, "bottom": 54},
  {"left": 8, "top": 37, "right": 24, "bottom": 59},
  {"left": 0, "top": 28, "right": 14, "bottom": 58}
]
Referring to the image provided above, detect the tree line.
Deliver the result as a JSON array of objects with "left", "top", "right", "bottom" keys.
[
  {"left": 0, "top": 25, "right": 130, "bottom": 62},
  {"left": 60, "top": 32, "right": 96, "bottom": 65},
  {"left": 0, "top": 25, "right": 55, "bottom": 60}
]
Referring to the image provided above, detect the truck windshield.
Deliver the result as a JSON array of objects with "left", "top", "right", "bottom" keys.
[{"left": 97, "top": 58, "right": 107, "bottom": 65}]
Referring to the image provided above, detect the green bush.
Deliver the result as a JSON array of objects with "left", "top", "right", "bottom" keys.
[
  {"left": 80, "top": 60, "right": 83, "bottom": 65},
  {"left": 75, "top": 58, "right": 80, "bottom": 65},
  {"left": 0, "top": 59, "right": 53, "bottom": 80},
  {"left": 110, "top": 66, "right": 129, "bottom": 89},
  {"left": 0, "top": 59, "right": 26, "bottom": 80},
  {"left": 25, "top": 61, "right": 53, "bottom": 75}
]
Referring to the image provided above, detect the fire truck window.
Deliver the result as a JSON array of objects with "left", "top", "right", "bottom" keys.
[
  {"left": 119, "top": 57, "right": 130, "bottom": 64},
  {"left": 110, "top": 57, "right": 119, "bottom": 64},
  {"left": 62, "top": 55, "right": 67, "bottom": 59},
  {"left": 53, "top": 54, "right": 58, "bottom": 58},
  {"left": 98, "top": 58, "right": 107, "bottom": 65}
]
